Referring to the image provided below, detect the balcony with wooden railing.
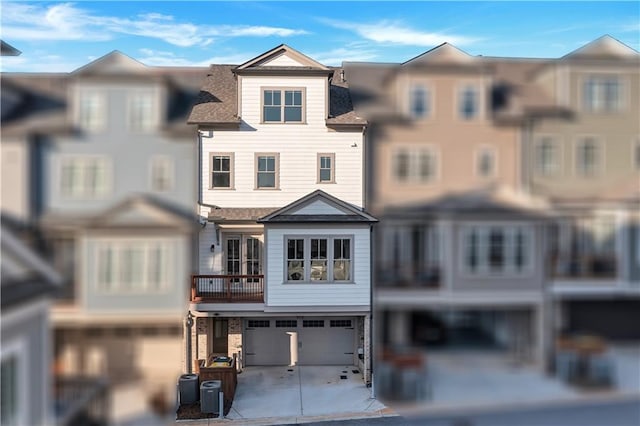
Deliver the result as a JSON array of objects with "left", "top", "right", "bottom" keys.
[{"left": 191, "top": 274, "right": 264, "bottom": 303}]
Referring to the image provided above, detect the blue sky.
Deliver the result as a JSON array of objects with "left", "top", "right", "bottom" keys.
[{"left": 1, "top": 1, "right": 638, "bottom": 72}]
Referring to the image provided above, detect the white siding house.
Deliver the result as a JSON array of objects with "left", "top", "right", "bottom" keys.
[{"left": 187, "top": 45, "right": 375, "bottom": 381}]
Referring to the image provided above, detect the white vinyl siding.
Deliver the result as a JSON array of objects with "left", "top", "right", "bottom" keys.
[{"left": 265, "top": 226, "right": 370, "bottom": 307}]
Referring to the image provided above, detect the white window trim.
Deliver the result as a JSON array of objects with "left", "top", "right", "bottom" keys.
[
  {"left": 574, "top": 135, "right": 605, "bottom": 177},
  {"left": 283, "top": 235, "right": 355, "bottom": 284},
  {"left": 317, "top": 153, "right": 336, "bottom": 184},
  {"left": 1, "top": 337, "right": 28, "bottom": 426},
  {"left": 458, "top": 223, "right": 535, "bottom": 278},
  {"left": 126, "top": 90, "right": 159, "bottom": 133},
  {"left": 579, "top": 73, "right": 627, "bottom": 114},
  {"left": 534, "top": 135, "right": 562, "bottom": 176},
  {"left": 408, "top": 83, "right": 433, "bottom": 120},
  {"left": 209, "top": 152, "right": 235, "bottom": 190},
  {"left": 255, "top": 152, "right": 280, "bottom": 190},
  {"left": 260, "top": 87, "right": 307, "bottom": 124},
  {"left": 75, "top": 89, "right": 106, "bottom": 132},
  {"left": 148, "top": 155, "right": 174, "bottom": 192},
  {"left": 392, "top": 145, "right": 440, "bottom": 184},
  {"left": 455, "top": 82, "right": 483, "bottom": 122},
  {"left": 58, "top": 155, "right": 112, "bottom": 200},
  {"left": 474, "top": 145, "right": 499, "bottom": 179},
  {"left": 94, "top": 239, "right": 174, "bottom": 295}
]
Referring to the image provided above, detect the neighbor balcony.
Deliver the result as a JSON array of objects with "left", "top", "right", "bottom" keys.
[
  {"left": 549, "top": 254, "right": 617, "bottom": 280},
  {"left": 191, "top": 274, "right": 264, "bottom": 303},
  {"left": 376, "top": 263, "right": 442, "bottom": 289}
]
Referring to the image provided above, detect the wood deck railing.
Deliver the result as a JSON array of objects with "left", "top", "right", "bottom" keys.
[{"left": 191, "top": 274, "right": 264, "bottom": 303}]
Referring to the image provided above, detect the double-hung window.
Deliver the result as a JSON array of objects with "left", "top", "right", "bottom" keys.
[
  {"left": 410, "top": 85, "right": 429, "bottom": 119},
  {"left": 60, "top": 156, "right": 110, "bottom": 199},
  {"left": 462, "top": 225, "right": 532, "bottom": 276},
  {"left": 256, "top": 153, "right": 279, "bottom": 189},
  {"left": 576, "top": 137, "right": 601, "bottom": 176},
  {"left": 78, "top": 91, "right": 105, "bottom": 132},
  {"left": 210, "top": 153, "right": 233, "bottom": 189},
  {"left": 317, "top": 153, "right": 335, "bottom": 183},
  {"left": 583, "top": 76, "right": 621, "bottom": 113},
  {"left": 535, "top": 137, "right": 559, "bottom": 176},
  {"left": 393, "top": 147, "right": 437, "bottom": 183},
  {"left": 459, "top": 86, "right": 479, "bottom": 120},
  {"left": 285, "top": 236, "right": 353, "bottom": 283},
  {"left": 263, "top": 88, "right": 304, "bottom": 123},
  {"left": 149, "top": 155, "right": 173, "bottom": 192},
  {"left": 128, "top": 92, "right": 156, "bottom": 132},
  {"left": 476, "top": 147, "right": 497, "bottom": 178},
  {"left": 96, "top": 240, "right": 172, "bottom": 293}
]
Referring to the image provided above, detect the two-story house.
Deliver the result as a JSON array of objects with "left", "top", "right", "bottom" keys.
[
  {"left": 187, "top": 45, "right": 376, "bottom": 382},
  {"left": 523, "top": 35, "right": 640, "bottom": 340},
  {"left": 346, "top": 43, "right": 555, "bottom": 369},
  {"left": 1, "top": 52, "right": 203, "bottom": 395}
]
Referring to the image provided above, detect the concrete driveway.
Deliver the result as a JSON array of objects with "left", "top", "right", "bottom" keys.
[{"left": 226, "top": 366, "right": 387, "bottom": 421}]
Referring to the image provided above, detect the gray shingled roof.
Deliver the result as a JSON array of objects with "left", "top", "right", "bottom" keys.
[
  {"left": 187, "top": 65, "right": 365, "bottom": 126},
  {"left": 1, "top": 66, "right": 207, "bottom": 137},
  {"left": 208, "top": 207, "right": 278, "bottom": 222}
]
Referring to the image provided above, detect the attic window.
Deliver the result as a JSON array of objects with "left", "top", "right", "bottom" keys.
[{"left": 262, "top": 88, "right": 304, "bottom": 123}]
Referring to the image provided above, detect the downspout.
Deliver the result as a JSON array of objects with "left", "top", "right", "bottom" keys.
[{"left": 369, "top": 222, "right": 375, "bottom": 398}]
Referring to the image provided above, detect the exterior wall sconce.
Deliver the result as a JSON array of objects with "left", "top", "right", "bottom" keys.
[{"left": 210, "top": 244, "right": 216, "bottom": 252}]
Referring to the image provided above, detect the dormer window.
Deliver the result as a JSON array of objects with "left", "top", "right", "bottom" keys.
[
  {"left": 78, "top": 91, "right": 105, "bottom": 132},
  {"left": 409, "top": 85, "right": 430, "bottom": 119},
  {"left": 583, "top": 76, "right": 621, "bottom": 113},
  {"left": 128, "top": 92, "right": 156, "bottom": 132},
  {"left": 262, "top": 88, "right": 304, "bottom": 123},
  {"left": 459, "top": 86, "right": 479, "bottom": 120}
]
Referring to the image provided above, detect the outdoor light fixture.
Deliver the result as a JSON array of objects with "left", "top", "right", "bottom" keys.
[{"left": 210, "top": 244, "right": 215, "bottom": 252}]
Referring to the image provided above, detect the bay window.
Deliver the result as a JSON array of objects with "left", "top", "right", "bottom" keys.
[
  {"left": 285, "top": 236, "right": 353, "bottom": 283},
  {"left": 462, "top": 225, "right": 532, "bottom": 275}
]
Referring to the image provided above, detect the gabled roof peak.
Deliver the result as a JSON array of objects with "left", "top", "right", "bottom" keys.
[
  {"left": 72, "top": 50, "right": 148, "bottom": 76},
  {"left": 403, "top": 42, "right": 476, "bottom": 66},
  {"left": 235, "top": 44, "right": 330, "bottom": 72},
  {"left": 562, "top": 34, "right": 639, "bottom": 60}
]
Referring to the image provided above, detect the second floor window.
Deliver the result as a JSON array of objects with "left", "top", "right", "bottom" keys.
[
  {"left": 60, "top": 157, "right": 110, "bottom": 199},
  {"left": 149, "top": 156, "right": 173, "bottom": 192},
  {"left": 459, "top": 86, "right": 479, "bottom": 120},
  {"left": 96, "top": 240, "right": 171, "bottom": 293},
  {"left": 410, "top": 85, "right": 429, "bottom": 119},
  {"left": 476, "top": 147, "right": 496, "bottom": 178},
  {"left": 462, "top": 226, "right": 531, "bottom": 275},
  {"left": 78, "top": 91, "right": 105, "bottom": 131},
  {"left": 576, "top": 137, "right": 601, "bottom": 176},
  {"left": 263, "top": 89, "right": 304, "bottom": 123},
  {"left": 393, "top": 148, "right": 437, "bottom": 183},
  {"left": 535, "top": 137, "right": 558, "bottom": 176},
  {"left": 318, "top": 153, "right": 335, "bottom": 183},
  {"left": 583, "top": 76, "right": 621, "bottom": 113},
  {"left": 256, "top": 153, "right": 279, "bottom": 189},
  {"left": 210, "top": 153, "right": 233, "bottom": 189},
  {"left": 286, "top": 236, "right": 353, "bottom": 283},
  {"left": 129, "top": 92, "right": 156, "bottom": 132}
]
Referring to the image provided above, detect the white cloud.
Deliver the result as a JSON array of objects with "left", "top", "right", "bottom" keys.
[
  {"left": 320, "top": 18, "right": 479, "bottom": 47},
  {"left": 1, "top": 2, "right": 307, "bottom": 47},
  {"left": 310, "top": 47, "right": 379, "bottom": 66},
  {"left": 136, "top": 49, "right": 253, "bottom": 67}
]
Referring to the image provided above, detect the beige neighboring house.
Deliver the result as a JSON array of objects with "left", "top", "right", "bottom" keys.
[
  {"left": 346, "top": 43, "right": 559, "bottom": 369},
  {"left": 524, "top": 35, "right": 640, "bottom": 340}
]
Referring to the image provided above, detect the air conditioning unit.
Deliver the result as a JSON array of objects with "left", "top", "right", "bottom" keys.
[
  {"left": 200, "top": 380, "right": 221, "bottom": 414},
  {"left": 178, "top": 374, "right": 199, "bottom": 405}
]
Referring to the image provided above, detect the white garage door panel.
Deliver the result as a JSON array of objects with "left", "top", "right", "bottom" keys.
[{"left": 244, "top": 317, "right": 355, "bottom": 366}]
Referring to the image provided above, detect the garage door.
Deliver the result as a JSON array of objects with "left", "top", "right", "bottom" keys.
[{"left": 244, "top": 317, "right": 356, "bottom": 366}]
